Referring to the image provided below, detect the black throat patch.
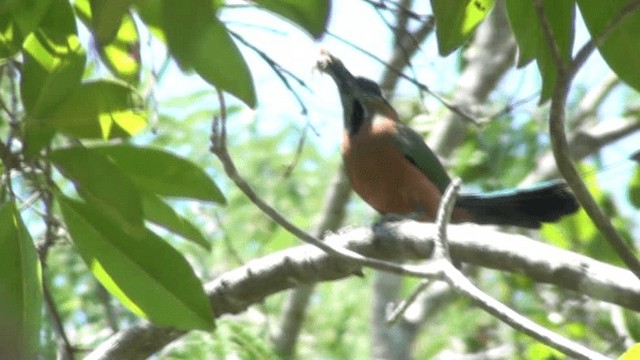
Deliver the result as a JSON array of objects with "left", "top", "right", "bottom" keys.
[{"left": 349, "top": 99, "right": 365, "bottom": 136}]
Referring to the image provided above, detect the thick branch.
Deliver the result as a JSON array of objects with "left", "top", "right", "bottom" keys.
[
  {"left": 535, "top": 0, "right": 640, "bottom": 279},
  {"left": 87, "top": 222, "right": 640, "bottom": 359}
]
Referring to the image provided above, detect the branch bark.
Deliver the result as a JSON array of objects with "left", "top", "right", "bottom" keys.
[{"left": 86, "top": 222, "right": 640, "bottom": 359}]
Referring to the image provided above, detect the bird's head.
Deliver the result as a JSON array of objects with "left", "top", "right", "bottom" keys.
[{"left": 316, "top": 50, "right": 398, "bottom": 134}]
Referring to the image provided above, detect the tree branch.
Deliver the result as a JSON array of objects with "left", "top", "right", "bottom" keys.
[
  {"left": 86, "top": 222, "right": 640, "bottom": 359},
  {"left": 522, "top": 115, "right": 640, "bottom": 184},
  {"left": 535, "top": 0, "right": 640, "bottom": 279},
  {"left": 442, "top": 261, "right": 608, "bottom": 360}
]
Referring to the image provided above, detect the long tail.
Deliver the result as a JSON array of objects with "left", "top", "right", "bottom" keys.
[{"left": 456, "top": 180, "right": 579, "bottom": 229}]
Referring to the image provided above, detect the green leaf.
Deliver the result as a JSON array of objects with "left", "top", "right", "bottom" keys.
[
  {"left": 537, "top": 1, "right": 574, "bottom": 102},
  {"left": 92, "top": 144, "right": 226, "bottom": 204},
  {"left": 74, "top": 0, "right": 141, "bottom": 84},
  {"left": 20, "top": 0, "right": 85, "bottom": 119},
  {"left": 628, "top": 166, "right": 640, "bottom": 208},
  {"left": 99, "top": 12, "right": 141, "bottom": 84},
  {"left": 43, "top": 80, "right": 146, "bottom": 139},
  {"left": 578, "top": 0, "right": 640, "bottom": 93},
  {"left": 50, "top": 146, "right": 144, "bottom": 228},
  {"left": 0, "top": 0, "right": 51, "bottom": 58},
  {"left": 89, "top": 0, "right": 132, "bottom": 44},
  {"left": 133, "top": 0, "right": 165, "bottom": 42},
  {"left": 431, "top": 0, "right": 495, "bottom": 56},
  {"left": 58, "top": 195, "right": 215, "bottom": 330},
  {"left": 0, "top": 13, "right": 22, "bottom": 58},
  {"left": 255, "top": 0, "right": 331, "bottom": 39},
  {"left": 142, "top": 192, "right": 211, "bottom": 250},
  {"left": 20, "top": 0, "right": 85, "bottom": 155},
  {"left": 620, "top": 344, "right": 640, "bottom": 360},
  {"left": 0, "top": 201, "right": 42, "bottom": 359},
  {"left": 163, "top": 0, "right": 256, "bottom": 107},
  {"left": 505, "top": 0, "right": 574, "bottom": 102},
  {"left": 505, "top": 0, "right": 537, "bottom": 67}
]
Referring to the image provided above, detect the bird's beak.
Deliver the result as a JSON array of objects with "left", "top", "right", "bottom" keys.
[{"left": 316, "top": 49, "right": 358, "bottom": 94}]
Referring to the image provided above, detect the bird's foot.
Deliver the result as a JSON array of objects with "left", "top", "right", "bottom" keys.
[{"left": 375, "top": 212, "right": 423, "bottom": 225}]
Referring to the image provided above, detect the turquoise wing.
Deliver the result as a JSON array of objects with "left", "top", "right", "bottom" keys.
[{"left": 392, "top": 122, "right": 451, "bottom": 192}]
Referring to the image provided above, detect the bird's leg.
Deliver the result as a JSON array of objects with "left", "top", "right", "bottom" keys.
[{"left": 375, "top": 211, "right": 425, "bottom": 224}]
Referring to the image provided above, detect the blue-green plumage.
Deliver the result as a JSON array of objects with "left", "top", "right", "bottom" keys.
[{"left": 456, "top": 180, "right": 579, "bottom": 228}]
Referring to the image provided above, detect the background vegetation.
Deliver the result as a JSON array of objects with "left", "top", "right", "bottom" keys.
[{"left": 2, "top": 0, "right": 640, "bottom": 359}]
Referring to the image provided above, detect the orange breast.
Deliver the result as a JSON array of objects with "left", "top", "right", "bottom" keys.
[{"left": 342, "top": 118, "right": 473, "bottom": 222}]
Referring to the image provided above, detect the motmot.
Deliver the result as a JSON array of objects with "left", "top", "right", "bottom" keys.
[{"left": 316, "top": 50, "right": 579, "bottom": 228}]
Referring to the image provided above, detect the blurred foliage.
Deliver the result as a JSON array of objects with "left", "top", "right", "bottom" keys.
[{"left": 0, "top": 0, "right": 640, "bottom": 359}]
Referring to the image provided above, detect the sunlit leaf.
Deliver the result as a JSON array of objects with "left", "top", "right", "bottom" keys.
[
  {"left": 0, "top": 0, "right": 51, "bottom": 58},
  {"left": 20, "top": 0, "right": 85, "bottom": 119},
  {"left": 99, "top": 12, "right": 140, "bottom": 84},
  {"left": 431, "top": 0, "right": 495, "bottom": 56},
  {"left": 142, "top": 192, "right": 211, "bottom": 250},
  {"left": 620, "top": 343, "right": 640, "bottom": 360},
  {"left": 50, "top": 146, "right": 144, "bottom": 228},
  {"left": 0, "top": 13, "right": 22, "bottom": 58},
  {"left": 505, "top": 0, "right": 537, "bottom": 67},
  {"left": 163, "top": 0, "right": 256, "bottom": 107},
  {"left": 74, "top": 0, "right": 141, "bottom": 84},
  {"left": 19, "top": 0, "right": 85, "bottom": 155},
  {"left": 43, "top": 80, "right": 146, "bottom": 139},
  {"left": 505, "top": 0, "right": 574, "bottom": 102},
  {"left": 0, "top": 202, "right": 42, "bottom": 359},
  {"left": 92, "top": 144, "right": 226, "bottom": 204},
  {"left": 578, "top": 0, "right": 640, "bottom": 93},
  {"left": 255, "top": 0, "right": 331, "bottom": 38},
  {"left": 89, "top": 0, "right": 132, "bottom": 44},
  {"left": 58, "top": 195, "right": 215, "bottom": 330}
]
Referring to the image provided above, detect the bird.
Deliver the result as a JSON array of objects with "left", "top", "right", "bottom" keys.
[{"left": 316, "top": 50, "right": 579, "bottom": 229}]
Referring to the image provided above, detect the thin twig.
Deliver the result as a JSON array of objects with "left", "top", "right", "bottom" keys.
[
  {"left": 43, "top": 281, "right": 75, "bottom": 360},
  {"left": 39, "top": 147, "right": 58, "bottom": 261},
  {"left": 327, "top": 32, "right": 480, "bottom": 125},
  {"left": 96, "top": 284, "right": 120, "bottom": 333},
  {"left": 382, "top": 176, "right": 609, "bottom": 358},
  {"left": 385, "top": 279, "right": 431, "bottom": 325},
  {"left": 442, "top": 262, "right": 609, "bottom": 360},
  {"left": 373, "top": 5, "right": 422, "bottom": 86},
  {"left": 281, "top": 124, "right": 309, "bottom": 178},
  {"left": 386, "top": 178, "right": 462, "bottom": 325},
  {"left": 489, "top": 92, "right": 540, "bottom": 119},
  {"left": 361, "top": 0, "right": 429, "bottom": 22},
  {"left": 536, "top": 0, "right": 640, "bottom": 280},
  {"left": 229, "top": 30, "right": 309, "bottom": 115},
  {"left": 433, "top": 178, "right": 461, "bottom": 261},
  {"left": 571, "top": 74, "right": 620, "bottom": 127}
]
